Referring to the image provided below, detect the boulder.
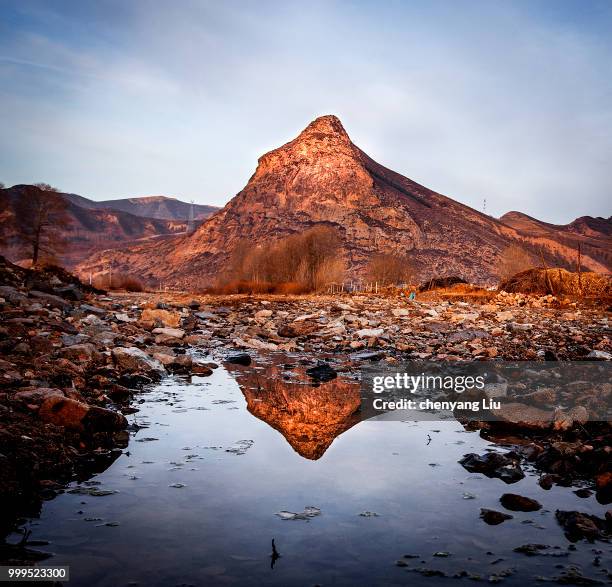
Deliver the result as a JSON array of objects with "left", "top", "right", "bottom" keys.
[
  {"left": 39, "top": 396, "right": 127, "bottom": 432},
  {"left": 555, "top": 510, "right": 609, "bottom": 542},
  {"left": 140, "top": 308, "right": 181, "bottom": 328},
  {"left": 29, "top": 290, "right": 70, "bottom": 310},
  {"left": 166, "top": 354, "right": 193, "bottom": 374},
  {"left": 192, "top": 362, "right": 213, "bottom": 376},
  {"left": 480, "top": 509, "right": 513, "bottom": 525},
  {"left": 459, "top": 451, "right": 525, "bottom": 484},
  {"left": 226, "top": 352, "right": 251, "bottom": 366},
  {"left": 111, "top": 347, "right": 166, "bottom": 379},
  {"left": 255, "top": 309, "right": 273, "bottom": 319},
  {"left": 355, "top": 328, "right": 384, "bottom": 338},
  {"left": 489, "top": 402, "right": 553, "bottom": 430},
  {"left": 500, "top": 493, "right": 541, "bottom": 512},
  {"left": 152, "top": 327, "right": 185, "bottom": 339},
  {"left": 278, "top": 321, "right": 319, "bottom": 337},
  {"left": 14, "top": 387, "right": 65, "bottom": 407},
  {"left": 587, "top": 350, "right": 612, "bottom": 360},
  {"left": 59, "top": 343, "right": 99, "bottom": 364}
]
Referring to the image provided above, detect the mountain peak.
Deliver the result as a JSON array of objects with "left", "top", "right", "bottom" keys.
[{"left": 302, "top": 114, "right": 348, "bottom": 137}]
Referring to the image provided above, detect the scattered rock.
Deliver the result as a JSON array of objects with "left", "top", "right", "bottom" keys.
[
  {"left": 555, "top": 510, "right": 609, "bottom": 542},
  {"left": 111, "top": 347, "right": 166, "bottom": 379},
  {"left": 225, "top": 352, "right": 251, "bottom": 366},
  {"left": 480, "top": 509, "right": 513, "bottom": 525},
  {"left": 500, "top": 494, "right": 542, "bottom": 512},
  {"left": 275, "top": 506, "right": 321, "bottom": 521},
  {"left": 459, "top": 452, "right": 525, "bottom": 484}
]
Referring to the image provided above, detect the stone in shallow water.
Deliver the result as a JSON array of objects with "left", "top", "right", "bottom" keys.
[
  {"left": 459, "top": 452, "right": 525, "bottom": 484},
  {"left": 275, "top": 506, "right": 321, "bottom": 521},
  {"left": 555, "top": 510, "right": 609, "bottom": 542},
  {"left": 225, "top": 440, "right": 254, "bottom": 455},
  {"left": 480, "top": 509, "right": 513, "bottom": 525},
  {"left": 306, "top": 362, "right": 337, "bottom": 382},
  {"left": 68, "top": 487, "right": 118, "bottom": 497},
  {"left": 111, "top": 347, "right": 166, "bottom": 379},
  {"left": 500, "top": 493, "right": 541, "bottom": 512},
  {"left": 225, "top": 352, "right": 251, "bottom": 366}
]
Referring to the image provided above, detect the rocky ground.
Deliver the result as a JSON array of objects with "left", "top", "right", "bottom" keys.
[{"left": 0, "top": 256, "right": 610, "bottom": 554}]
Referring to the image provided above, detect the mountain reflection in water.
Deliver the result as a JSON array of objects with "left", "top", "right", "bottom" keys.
[{"left": 227, "top": 360, "right": 361, "bottom": 460}]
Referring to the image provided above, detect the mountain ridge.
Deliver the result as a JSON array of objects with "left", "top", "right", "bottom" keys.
[
  {"left": 61, "top": 192, "right": 218, "bottom": 221},
  {"left": 0, "top": 185, "right": 195, "bottom": 268},
  {"left": 72, "top": 114, "right": 610, "bottom": 285}
]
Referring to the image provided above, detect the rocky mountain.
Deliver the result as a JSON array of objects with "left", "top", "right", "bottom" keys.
[
  {"left": 62, "top": 193, "right": 218, "bottom": 221},
  {"left": 77, "top": 115, "right": 609, "bottom": 286},
  {"left": 500, "top": 211, "right": 612, "bottom": 271},
  {"left": 0, "top": 185, "right": 190, "bottom": 268}
]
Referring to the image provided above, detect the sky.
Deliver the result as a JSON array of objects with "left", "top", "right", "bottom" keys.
[{"left": 0, "top": 0, "right": 611, "bottom": 224}]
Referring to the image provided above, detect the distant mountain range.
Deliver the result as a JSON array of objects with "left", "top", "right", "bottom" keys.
[
  {"left": 62, "top": 193, "right": 218, "bottom": 221},
  {"left": 75, "top": 115, "right": 611, "bottom": 287},
  {"left": 0, "top": 185, "right": 218, "bottom": 268},
  {"left": 500, "top": 211, "right": 611, "bottom": 270}
]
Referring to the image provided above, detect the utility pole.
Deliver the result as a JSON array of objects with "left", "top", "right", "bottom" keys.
[{"left": 483, "top": 198, "right": 487, "bottom": 215}]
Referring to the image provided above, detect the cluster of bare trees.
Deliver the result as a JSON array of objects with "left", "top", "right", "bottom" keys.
[
  {"left": 365, "top": 253, "right": 413, "bottom": 285},
  {"left": 221, "top": 226, "right": 345, "bottom": 293},
  {"left": 10, "top": 183, "right": 70, "bottom": 266}
]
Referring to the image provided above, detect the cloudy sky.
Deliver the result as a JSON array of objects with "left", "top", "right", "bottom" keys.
[{"left": 1, "top": 0, "right": 610, "bottom": 223}]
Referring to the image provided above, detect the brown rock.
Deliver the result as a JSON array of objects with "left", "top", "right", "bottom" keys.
[
  {"left": 490, "top": 402, "right": 552, "bottom": 430},
  {"left": 500, "top": 493, "right": 542, "bottom": 512},
  {"left": 480, "top": 509, "right": 513, "bottom": 525},
  {"left": 59, "top": 343, "right": 99, "bottom": 364},
  {"left": 596, "top": 472, "right": 612, "bottom": 491},
  {"left": 39, "top": 395, "right": 126, "bottom": 432},
  {"left": 140, "top": 308, "right": 181, "bottom": 328}
]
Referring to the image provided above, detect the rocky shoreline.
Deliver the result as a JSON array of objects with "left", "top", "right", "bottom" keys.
[{"left": 0, "top": 256, "right": 610, "bottom": 552}]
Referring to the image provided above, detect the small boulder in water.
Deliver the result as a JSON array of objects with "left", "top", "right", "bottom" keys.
[{"left": 306, "top": 362, "right": 337, "bottom": 382}]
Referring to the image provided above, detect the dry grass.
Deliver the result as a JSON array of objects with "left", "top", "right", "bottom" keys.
[
  {"left": 500, "top": 268, "right": 611, "bottom": 297},
  {"left": 205, "top": 280, "right": 311, "bottom": 295},
  {"left": 418, "top": 283, "right": 495, "bottom": 302},
  {"left": 93, "top": 272, "right": 145, "bottom": 292}
]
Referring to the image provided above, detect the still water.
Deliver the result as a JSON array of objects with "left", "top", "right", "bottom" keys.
[{"left": 9, "top": 355, "right": 610, "bottom": 586}]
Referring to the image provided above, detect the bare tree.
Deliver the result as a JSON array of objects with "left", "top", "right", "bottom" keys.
[
  {"left": 366, "top": 253, "right": 412, "bottom": 285},
  {"left": 14, "top": 185, "right": 70, "bottom": 266},
  {"left": 497, "top": 244, "right": 535, "bottom": 282}
]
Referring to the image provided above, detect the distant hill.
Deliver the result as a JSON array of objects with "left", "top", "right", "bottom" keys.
[
  {"left": 500, "top": 211, "right": 612, "bottom": 271},
  {"left": 0, "top": 185, "right": 193, "bottom": 268},
  {"left": 62, "top": 193, "right": 218, "bottom": 221}
]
